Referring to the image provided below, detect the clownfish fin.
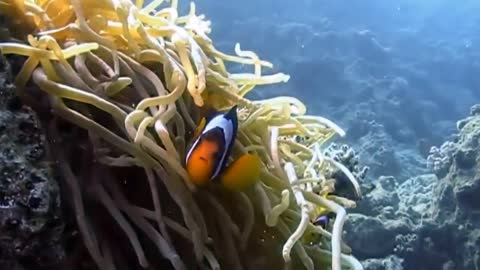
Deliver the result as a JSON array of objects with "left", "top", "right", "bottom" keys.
[
  {"left": 220, "top": 153, "right": 262, "bottom": 192},
  {"left": 225, "top": 105, "right": 238, "bottom": 119},
  {"left": 192, "top": 105, "right": 220, "bottom": 140},
  {"left": 191, "top": 105, "right": 217, "bottom": 140}
]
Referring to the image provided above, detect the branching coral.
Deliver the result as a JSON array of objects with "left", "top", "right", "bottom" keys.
[{"left": 0, "top": 0, "right": 364, "bottom": 269}]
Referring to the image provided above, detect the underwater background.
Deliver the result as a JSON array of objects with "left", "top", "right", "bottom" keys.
[
  {"left": 0, "top": 0, "right": 479, "bottom": 269},
  {"left": 195, "top": 0, "right": 480, "bottom": 269}
]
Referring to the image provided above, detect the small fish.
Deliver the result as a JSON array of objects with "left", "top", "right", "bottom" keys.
[
  {"left": 185, "top": 105, "right": 262, "bottom": 191},
  {"left": 313, "top": 212, "right": 335, "bottom": 229},
  {"left": 314, "top": 215, "right": 329, "bottom": 228}
]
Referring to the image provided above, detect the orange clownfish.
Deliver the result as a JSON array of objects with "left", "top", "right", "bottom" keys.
[{"left": 185, "top": 105, "right": 262, "bottom": 191}]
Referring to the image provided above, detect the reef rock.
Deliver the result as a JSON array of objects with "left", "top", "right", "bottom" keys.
[
  {"left": 427, "top": 104, "right": 480, "bottom": 269},
  {"left": 361, "top": 255, "right": 404, "bottom": 270},
  {"left": 345, "top": 174, "right": 436, "bottom": 263},
  {"left": 346, "top": 104, "right": 480, "bottom": 269},
  {"left": 429, "top": 104, "right": 480, "bottom": 215},
  {"left": 0, "top": 55, "right": 64, "bottom": 269}
]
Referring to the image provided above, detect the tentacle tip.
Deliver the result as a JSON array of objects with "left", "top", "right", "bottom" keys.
[{"left": 282, "top": 252, "right": 292, "bottom": 264}]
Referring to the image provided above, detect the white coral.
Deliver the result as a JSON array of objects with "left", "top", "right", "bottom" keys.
[{"left": 426, "top": 141, "right": 456, "bottom": 177}]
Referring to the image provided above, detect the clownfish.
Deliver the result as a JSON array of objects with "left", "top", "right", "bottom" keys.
[{"left": 185, "top": 105, "right": 262, "bottom": 191}]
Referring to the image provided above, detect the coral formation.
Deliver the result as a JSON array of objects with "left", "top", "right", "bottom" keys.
[
  {"left": 0, "top": 0, "right": 364, "bottom": 269},
  {"left": 323, "top": 143, "right": 368, "bottom": 199},
  {"left": 0, "top": 53, "right": 63, "bottom": 268},
  {"left": 426, "top": 141, "right": 456, "bottom": 178},
  {"left": 430, "top": 104, "right": 480, "bottom": 213},
  {"left": 428, "top": 102, "right": 480, "bottom": 181},
  {"left": 346, "top": 104, "right": 480, "bottom": 269}
]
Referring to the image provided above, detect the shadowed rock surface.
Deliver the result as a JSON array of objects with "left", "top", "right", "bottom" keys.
[{"left": 0, "top": 54, "right": 64, "bottom": 269}]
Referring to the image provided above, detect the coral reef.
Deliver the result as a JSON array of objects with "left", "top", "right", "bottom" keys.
[
  {"left": 361, "top": 255, "right": 404, "bottom": 270},
  {"left": 345, "top": 104, "right": 480, "bottom": 269},
  {"left": 426, "top": 141, "right": 456, "bottom": 179},
  {"left": 0, "top": 52, "right": 63, "bottom": 268},
  {"left": 0, "top": 0, "right": 365, "bottom": 269},
  {"left": 323, "top": 143, "right": 369, "bottom": 199},
  {"left": 430, "top": 104, "right": 480, "bottom": 215}
]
